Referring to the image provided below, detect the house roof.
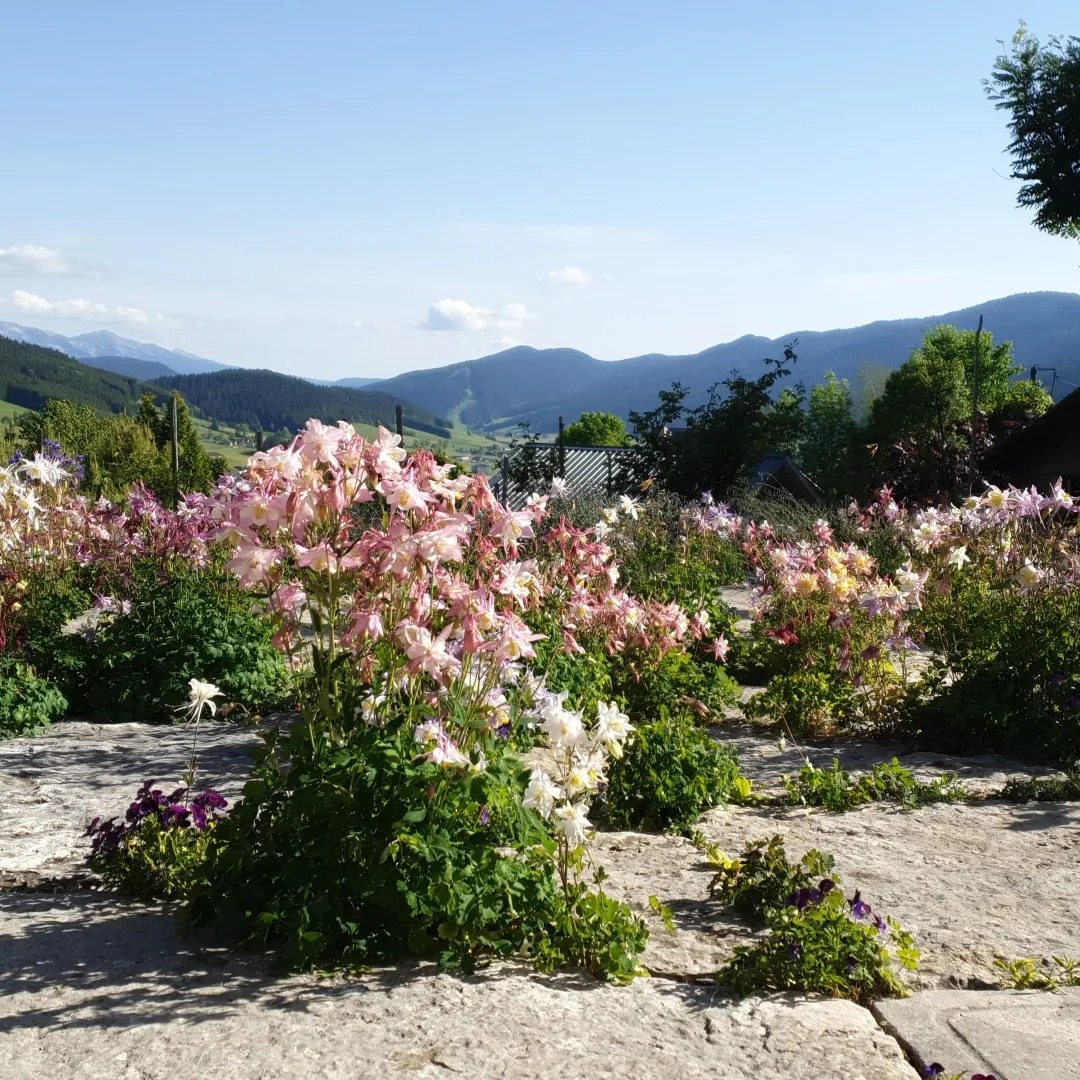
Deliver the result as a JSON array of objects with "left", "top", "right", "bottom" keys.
[
  {"left": 984, "top": 385, "right": 1080, "bottom": 468},
  {"left": 747, "top": 452, "right": 825, "bottom": 504}
]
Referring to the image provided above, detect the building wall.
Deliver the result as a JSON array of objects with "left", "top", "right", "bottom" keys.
[{"left": 1005, "top": 429, "right": 1080, "bottom": 492}]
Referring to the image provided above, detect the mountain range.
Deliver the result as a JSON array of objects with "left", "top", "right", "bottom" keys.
[
  {"left": 4, "top": 290, "right": 1079, "bottom": 435},
  {"left": 374, "top": 292, "right": 1080, "bottom": 432}
]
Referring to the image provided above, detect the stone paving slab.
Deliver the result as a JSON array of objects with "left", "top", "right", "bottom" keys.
[
  {"left": 0, "top": 720, "right": 272, "bottom": 883},
  {"left": 698, "top": 801, "right": 1080, "bottom": 990},
  {"left": 0, "top": 892, "right": 918, "bottom": 1080},
  {"left": 873, "top": 988, "right": 1080, "bottom": 1080}
]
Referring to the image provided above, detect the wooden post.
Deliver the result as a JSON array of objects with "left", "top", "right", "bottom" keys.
[
  {"left": 395, "top": 404, "right": 404, "bottom": 441},
  {"left": 255, "top": 430, "right": 264, "bottom": 452},
  {"left": 501, "top": 454, "right": 510, "bottom": 505},
  {"left": 558, "top": 416, "right": 566, "bottom": 478},
  {"left": 606, "top": 452, "right": 613, "bottom": 496}
]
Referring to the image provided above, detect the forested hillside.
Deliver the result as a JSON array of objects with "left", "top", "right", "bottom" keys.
[
  {"left": 0, "top": 335, "right": 146, "bottom": 414},
  {"left": 153, "top": 369, "right": 445, "bottom": 433}
]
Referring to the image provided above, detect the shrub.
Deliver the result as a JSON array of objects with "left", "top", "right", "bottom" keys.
[
  {"left": 62, "top": 558, "right": 291, "bottom": 722},
  {"left": 189, "top": 717, "right": 646, "bottom": 980},
  {"left": 0, "top": 657, "right": 67, "bottom": 737},
  {"left": 742, "top": 670, "right": 857, "bottom": 737},
  {"left": 597, "top": 711, "right": 744, "bottom": 833},
  {"left": 904, "top": 589, "right": 1080, "bottom": 764}
]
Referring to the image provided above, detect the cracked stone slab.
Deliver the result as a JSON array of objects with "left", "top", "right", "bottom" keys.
[
  {"left": 698, "top": 801, "right": 1080, "bottom": 990},
  {"left": 0, "top": 720, "right": 275, "bottom": 883},
  {"left": 591, "top": 830, "right": 756, "bottom": 977},
  {"left": 873, "top": 988, "right": 1080, "bottom": 1080},
  {"left": 0, "top": 892, "right": 917, "bottom": 1080}
]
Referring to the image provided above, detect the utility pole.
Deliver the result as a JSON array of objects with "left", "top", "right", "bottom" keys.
[
  {"left": 968, "top": 315, "right": 983, "bottom": 493},
  {"left": 171, "top": 395, "right": 180, "bottom": 478}
]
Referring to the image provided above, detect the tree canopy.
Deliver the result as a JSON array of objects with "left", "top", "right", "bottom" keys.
[
  {"left": 986, "top": 24, "right": 1080, "bottom": 239},
  {"left": 561, "top": 411, "right": 632, "bottom": 447}
]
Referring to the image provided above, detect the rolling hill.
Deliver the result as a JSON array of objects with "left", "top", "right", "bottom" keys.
[{"left": 375, "top": 292, "right": 1080, "bottom": 432}]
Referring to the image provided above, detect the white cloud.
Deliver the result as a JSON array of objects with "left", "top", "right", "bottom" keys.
[
  {"left": 1, "top": 289, "right": 165, "bottom": 327},
  {"left": 0, "top": 244, "right": 94, "bottom": 277},
  {"left": 539, "top": 266, "right": 593, "bottom": 286},
  {"left": 420, "top": 298, "right": 534, "bottom": 333},
  {"left": 350, "top": 318, "right": 379, "bottom": 332}
]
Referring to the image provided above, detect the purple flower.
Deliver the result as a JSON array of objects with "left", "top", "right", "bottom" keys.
[
  {"left": 921, "top": 1066, "right": 944, "bottom": 1078},
  {"left": 788, "top": 944, "right": 801, "bottom": 961},
  {"left": 819, "top": 878, "right": 836, "bottom": 895},
  {"left": 791, "top": 887, "right": 821, "bottom": 910},
  {"left": 849, "top": 891, "right": 872, "bottom": 920},
  {"left": 479, "top": 806, "right": 491, "bottom": 827}
]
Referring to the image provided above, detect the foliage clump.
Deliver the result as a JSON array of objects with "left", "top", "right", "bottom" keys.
[
  {"left": 0, "top": 656, "right": 67, "bottom": 737},
  {"left": 598, "top": 711, "right": 744, "bottom": 833},
  {"left": 782, "top": 757, "right": 968, "bottom": 812},
  {"left": 702, "top": 835, "right": 918, "bottom": 1003}
]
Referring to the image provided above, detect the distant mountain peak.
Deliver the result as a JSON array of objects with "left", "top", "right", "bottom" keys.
[{"left": 0, "top": 322, "right": 231, "bottom": 375}]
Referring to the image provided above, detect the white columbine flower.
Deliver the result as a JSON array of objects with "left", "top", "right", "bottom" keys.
[
  {"left": 179, "top": 677, "right": 222, "bottom": 722},
  {"left": 618, "top": 494, "right": 641, "bottom": 520},
  {"left": 553, "top": 801, "right": 592, "bottom": 847},
  {"left": 595, "top": 700, "right": 633, "bottom": 756},
  {"left": 549, "top": 477, "right": 570, "bottom": 498},
  {"left": 1015, "top": 559, "right": 1044, "bottom": 590},
  {"left": 600, "top": 506, "right": 618, "bottom": 524},
  {"left": 522, "top": 769, "right": 562, "bottom": 819},
  {"left": 945, "top": 545, "right": 970, "bottom": 571}
]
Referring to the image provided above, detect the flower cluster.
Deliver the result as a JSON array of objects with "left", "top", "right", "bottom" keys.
[
  {"left": 523, "top": 694, "right": 633, "bottom": 850},
  {"left": 86, "top": 780, "right": 228, "bottom": 858}
]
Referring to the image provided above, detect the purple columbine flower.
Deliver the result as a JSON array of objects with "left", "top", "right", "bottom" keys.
[
  {"left": 819, "top": 878, "right": 836, "bottom": 895},
  {"left": 479, "top": 806, "right": 491, "bottom": 827},
  {"left": 921, "top": 1066, "right": 945, "bottom": 1078},
  {"left": 788, "top": 944, "right": 801, "bottom": 961}
]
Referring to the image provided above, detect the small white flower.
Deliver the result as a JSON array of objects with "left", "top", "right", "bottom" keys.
[
  {"left": 549, "top": 477, "right": 570, "bottom": 498},
  {"left": 1015, "top": 559, "right": 1044, "bottom": 590},
  {"left": 946, "top": 545, "right": 970, "bottom": 571},
  {"left": 617, "top": 494, "right": 641, "bottom": 520},
  {"left": 600, "top": 507, "right": 618, "bottom": 524}
]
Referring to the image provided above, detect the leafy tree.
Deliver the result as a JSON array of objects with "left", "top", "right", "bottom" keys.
[
  {"left": 88, "top": 415, "right": 162, "bottom": 498},
  {"left": 630, "top": 346, "right": 805, "bottom": 499},
  {"left": 801, "top": 372, "right": 855, "bottom": 497},
  {"left": 561, "top": 411, "right": 633, "bottom": 447},
  {"left": 852, "top": 360, "right": 891, "bottom": 422},
  {"left": 986, "top": 24, "right": 1080, "bottom": 239},
  {"left": 862, "top": 324, "right": 1052, "bottom": 499}
]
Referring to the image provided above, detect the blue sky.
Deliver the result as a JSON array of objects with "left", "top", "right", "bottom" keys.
[{"left": 2, "top": 1, "right": 1078, "bottom": 379}]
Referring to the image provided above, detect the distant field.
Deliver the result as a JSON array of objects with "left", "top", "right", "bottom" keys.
[{"left": 0, "top": 400, "right": 29, "bottom": 420}]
